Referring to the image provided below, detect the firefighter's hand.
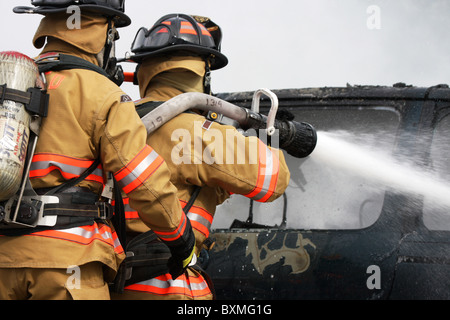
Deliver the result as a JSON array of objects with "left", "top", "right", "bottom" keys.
[
  {"left": 168, "top": 244, "right": 196, "bottom": 280},
  {"left": 166, "top": 218, "right": 196, "bottom": 279}
]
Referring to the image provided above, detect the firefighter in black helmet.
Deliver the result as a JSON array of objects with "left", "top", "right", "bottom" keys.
[
  {"left": 0, "top": 2, "right": 196, "bottom": 300},
  {"left": 111, "top": 14, "right": 290, "bottom": 300},
  {"left": 130, "top": 13, "right": 228, "bottom": 97}
]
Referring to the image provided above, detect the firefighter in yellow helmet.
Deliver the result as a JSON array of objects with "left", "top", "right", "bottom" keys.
[
  {"left": 110, "top": 13, "right": 291, "bottom": 300},
  {"left": 0, "top": 3, "right": 195, "bottom": 300}
]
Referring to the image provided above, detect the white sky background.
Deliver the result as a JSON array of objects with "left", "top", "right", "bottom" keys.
[{"left": 1, "top": 0, "right": 450, "bottom": 100}]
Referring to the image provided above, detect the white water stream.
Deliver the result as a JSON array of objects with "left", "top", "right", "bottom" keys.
[
  {"left": 312, "top": 131, "right": 450, "bottom": 207},
  {"left": 214, "top": 129, "right": 450, "bottom": 230}
]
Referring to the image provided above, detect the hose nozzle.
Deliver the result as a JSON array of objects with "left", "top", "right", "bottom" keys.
[{"left": 244, "top": 110, "right": 317, "bottom": 158}]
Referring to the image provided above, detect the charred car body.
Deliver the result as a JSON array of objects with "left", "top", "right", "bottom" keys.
[{"left": 207, "top": 84, "right": 450, "bottom": 300}]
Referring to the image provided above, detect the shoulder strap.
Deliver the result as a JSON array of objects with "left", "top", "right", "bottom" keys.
[
  {"left": 36, "top": 53, "right": 110, "bottom": 78},
  {"left": 135, "top": 101, "right": 164, "bottom": 118},
  {"left": 184, "top": 186, "right": 201, "bottom": 214},
  {"left": 36, "top": 53, "right": 124, "bottom": 86},
  {"left": 111, "top": 177, "right": 127, "bottom": 249}
]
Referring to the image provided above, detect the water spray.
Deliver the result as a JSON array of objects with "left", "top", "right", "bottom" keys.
[{"left": 313, "top": 131, "right": 450, "bottom": 208}]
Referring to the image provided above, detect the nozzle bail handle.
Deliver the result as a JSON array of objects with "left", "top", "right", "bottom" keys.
[{"left": 251, "top": 88, "right": 279, "bottom": 136}]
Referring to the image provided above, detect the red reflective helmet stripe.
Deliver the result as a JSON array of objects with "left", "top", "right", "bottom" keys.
[
  {"left": 179, "top": 21, "right": 212, "bottom": 37},
  {"left": 180, "top": 21, "right": 196, "bottom": 35},
  {"left": 157, "top": 21, "right": 171, "bottom": 33},
  {"left": 197, "top": 23, "right": 211, "bottom": 36}
]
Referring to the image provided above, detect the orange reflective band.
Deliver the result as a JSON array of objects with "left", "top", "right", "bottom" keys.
[
  {"left": 181, "top": 201, "right": 213, "bottom": 238},
  {"left": 120, "top": 199, "right": 213, "bottom": 238},
  {"left": 30, "top": 153, "right": 104, "bottom": 184},
  {"left": 190, "top": 219, "right": 210, "bottom": 239},
  {"left": 112, "top": 197, "right": 140, "bottom": 220},
  {"left": 125, "top": 211, "right": 140, "bottom": 220},
  {"left": 153, "top": 211, "right": 187, "bottom": 242},
  {"left": 32, "top": 153, "right": 95, "bottom": 169},
  {"left": 114, "top": 146, "right": 165, "bottom": 194},
  {"left": 26, "top": 223, "right": 124, "bottom": 255},
  {"left": 244, "top": 141, "right": 267, "bottom": 199},
  {"left": 244, "top": 141, "right": 280, "bottom": 202},
  {"left": 124, "top": 272, "right": 211, "bottom": 298},
  {"left": 259, "top": 149, "right": 280, "bottom": 203}
]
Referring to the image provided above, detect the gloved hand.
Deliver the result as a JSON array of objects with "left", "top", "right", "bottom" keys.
[
  {"left": 166, "top": 216, "right": 196, "bottom": 280},
  {"left": 168, "top": 244, "right": 196, "bottom": 280}
]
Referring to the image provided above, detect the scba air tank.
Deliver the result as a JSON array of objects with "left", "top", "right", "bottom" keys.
[{"left": 0, "top": 51, "right": 37, "bottom": 201}]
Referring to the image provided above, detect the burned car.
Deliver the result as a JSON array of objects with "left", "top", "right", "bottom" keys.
[{"left": 207, "top": 84, "right": 450, "bottom": 300}]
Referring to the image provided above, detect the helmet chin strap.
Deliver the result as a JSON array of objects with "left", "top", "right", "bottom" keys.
[
  {"left": 97, "top": 19, "right": 124, "bottom": 85},
  {"left": 204, "top": 58, "right": 211, "bottom": 94},
  {"left": 96, "top": 19, "right": 115, "bottom": 69}
]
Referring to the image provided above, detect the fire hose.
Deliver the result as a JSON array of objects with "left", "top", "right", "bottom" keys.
[{"left": 140, "top": 90, "right": 317, "bottom": 158}]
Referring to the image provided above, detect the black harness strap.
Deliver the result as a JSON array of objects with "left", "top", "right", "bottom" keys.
[
  {"left": 36, "top": 53, "right": 124, "bottom": 86},
  {"left": 45, "top": 158, "right": 101, "bottom": 195},
  {"left": 0, "top": 190, "right": 112, "bottom": 237},
  {"left": 184, "top": 186, "right": 202, "bottom": 214},
  {"left": 43, "top": 192, "right": 112, "bottom": 220},
  {"left": 0, "top": 85, "right": 49, "bottom": 117},
  {"left": 112, "top": 177, "right": 127, "bottom": 250},
  {"left": 36, "top": 53, "right": 110, "bottom": 78}
]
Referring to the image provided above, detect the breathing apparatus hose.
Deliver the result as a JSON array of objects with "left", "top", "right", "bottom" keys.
[{"left": 140, "top": 92, "right": 317, "bottom": 158}]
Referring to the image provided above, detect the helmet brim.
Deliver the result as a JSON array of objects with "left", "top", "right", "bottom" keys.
[
  {"left": 130, "top": 44, "right": 229, "bottom": 70},
  {"left": 13, "top": 5, "right": 131, "bottom": 28}
]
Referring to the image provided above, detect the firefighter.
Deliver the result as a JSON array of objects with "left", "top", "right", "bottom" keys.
[
  {"left": 111, "top": 14, "right": 291, "bottom": 300},
  {"left": 0, "top": 2, "right": 195, "bottom": 300}
]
